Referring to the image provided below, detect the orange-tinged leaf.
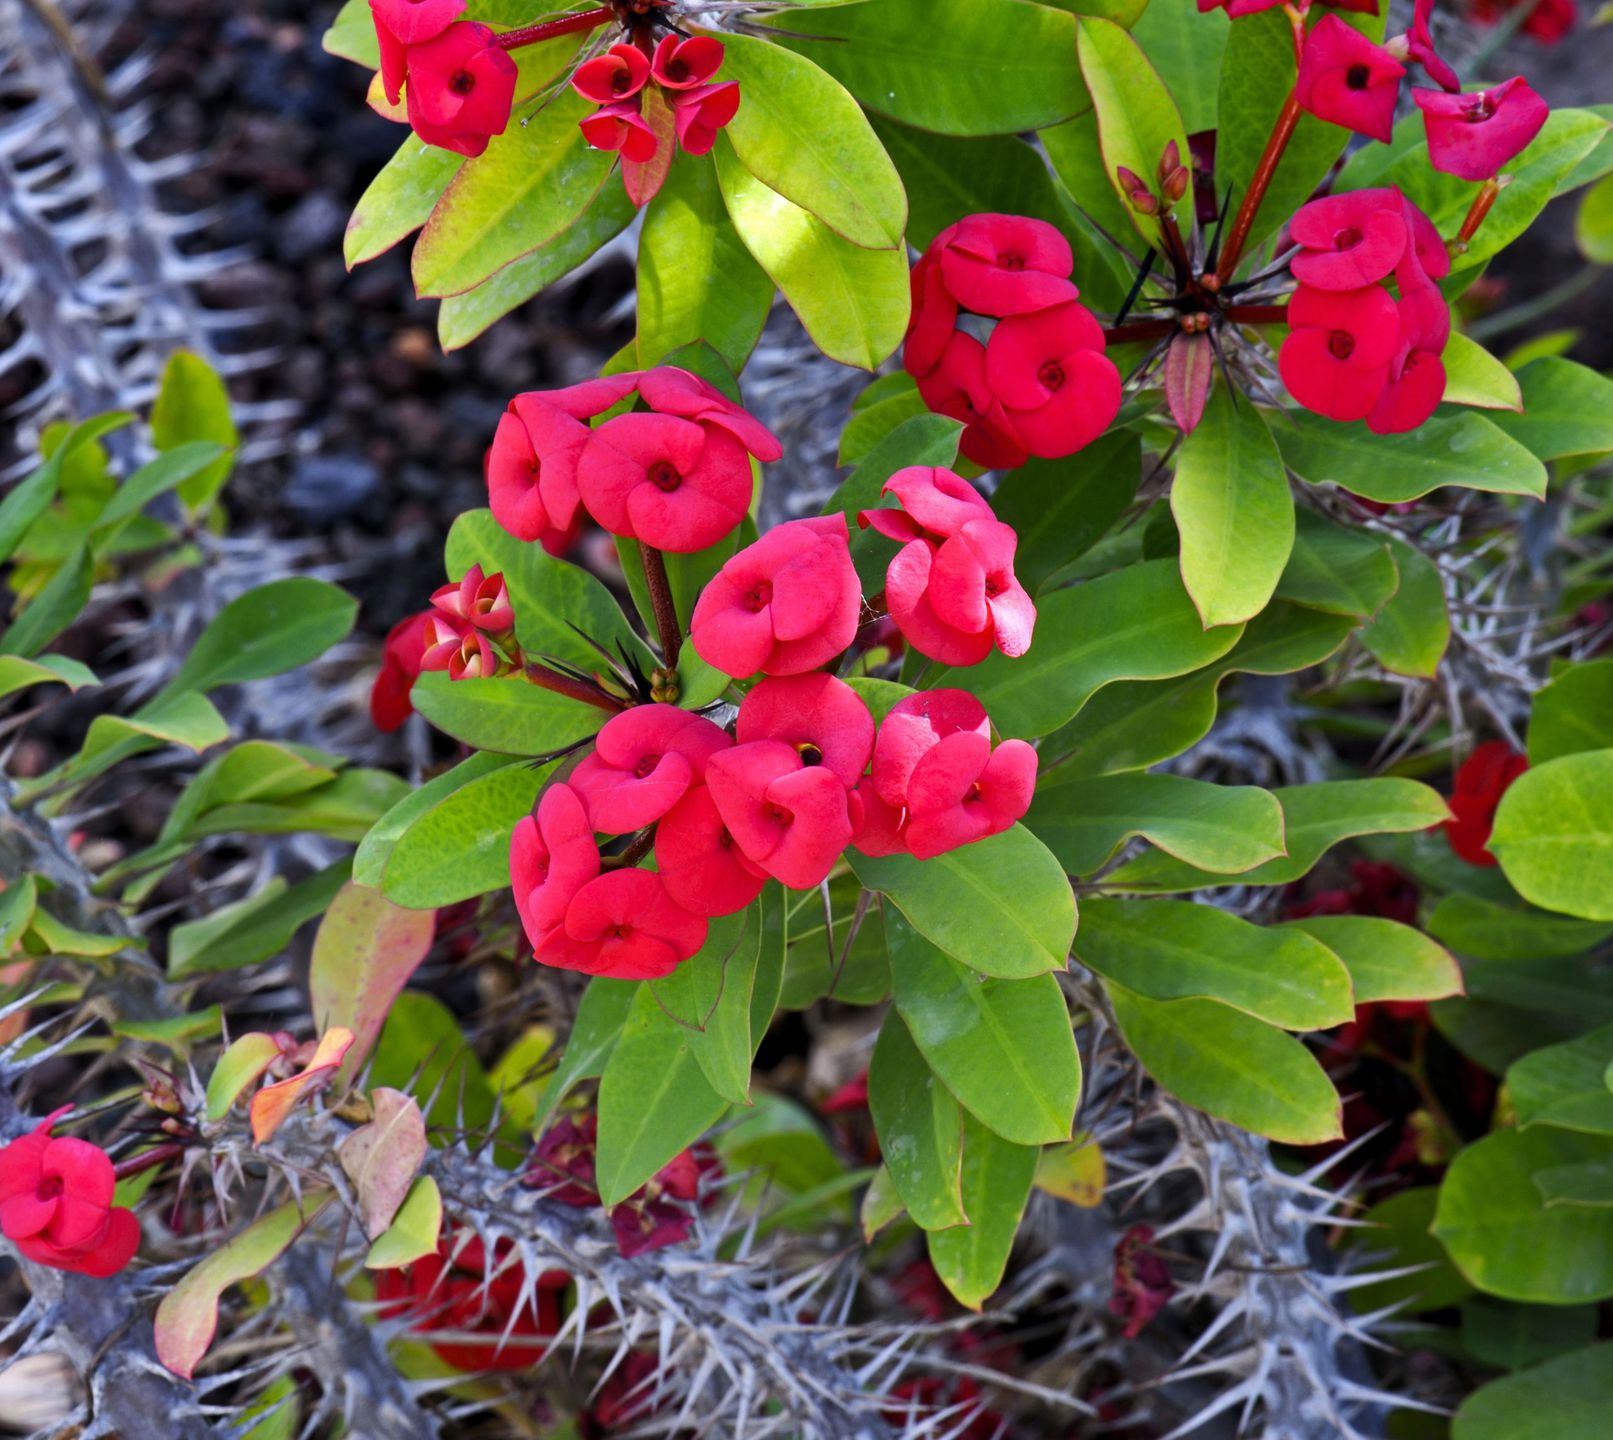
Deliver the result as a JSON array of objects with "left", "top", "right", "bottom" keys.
[
  {"left": 337, "top": 1088, "right": 428, "bottom": 1239},
  {"left": 249, "top": 1027, "right": 354, "bottom": 1144},
  {"left": 204, "top": 1032, "right": 284, "bottom": 1123}
]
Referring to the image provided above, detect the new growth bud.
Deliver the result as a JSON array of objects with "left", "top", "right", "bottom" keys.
[
  {"left": 1158, "top": 140, "right": 1190, "bottom": 205},
  {"left": 1116, "top": 166, "right": 1160, "bottom": 216}
]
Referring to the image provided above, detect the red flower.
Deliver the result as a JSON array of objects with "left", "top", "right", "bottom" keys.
[
  {"left": 535, "top": 867, "right": 707, "bottom": 979},
  {"left": 370, "top": 611, "right": 433, "bottom": 732},
  {"left": 1444, "top": 740, "right": 1528, "bottom": 866},
  {"left": 913, "top": 330, "right": 1030, "bottom": 471},
  {"left": 527, "top": 1114, "right": 602, "bottom": 1207},
  {"left": 0, "top": 1109, "right": 140, "bottom": 1277},
  {"left": 571, "top": 43, "right": 651, "bottom": 105},
  {"left": 1109, "top": 1224, "right": 1175, "bottom": 1338},
  {"left": 375, "top": 1229, "right": 568, "bottom": 1372},
  {"left": 1407, "top": 0, "right": 1460, "bottom": 93},
  {"left": 904, "top": 246, "right": 960, "bottom": 379},
  {"left": 1278, "top": 283, "right": 1402, "bottom": 422},
  {"left": 670, "top": 82, "right": 741, "bottom": 156},
  {"left": 636, "top": 367, "right": 782, "bottom": 461},
  {"left": 403, "top": 22, "right": 518, "bottom": 158},
  {"left": 735, "top": 674, "right": 875, "bottom": 789},
  {"left": 582, "top": 1352, "right": 663, "bottom": 1438},
  {"left": 862, "top": 464, "right": 996, "bottom": 544},
  {"left": 688, "top": 514, "right": 861, "bottom": 678},
  {"left": 819, "top": 1071, "right": 870, "bottom": 1115},
  {"left": 569, "top": 704, "right": 731, "bottom": 833},
  {"left": 1368, "top": 346, "right": 1446, "bottom": 435},
  {"left": 655, "top": 784, "right": 768, "bottom": 917},
  {"left": 1196, "top": 0, "right": 1285, "bottom": 13},
  {"left": 706, "top": 741, "right": 860, "bottom": 890},
  {"left": 419, "top": 612, "right": 497, "bottom": 680},
  {"left": 651, "top": 34, "right": 725, "bottom": 90},
  {"left": 871, "top": 689, "right": 991, "bottom": 811},
  {"left": 369, "top": 0, "right": 464, "bottom": 105},
  {"left": 984, "top": 300, "right": 1121, "bottom": 459},
  {"left": 850, "top": 776, "right": 908, "bottom": 856},
  {"left": 1414, "top": 77, "right": 1550, "bottom": 182},
  {"left": 1295, "top": 16, "right": 1406, "bottom": 144},
  {"left": 430, "top": 563, "right": 513, "bottom": 634},
  {"left": 579, "top": 99, "right": 660, "bottom": 164},
  {"left": 510, "top": 782, "right": 601, "bottom": 951},
  {"left": 1287, "top": 860, "right": 1421, "bottom": 925},
  {"left": 937, "top": 213, "right": 1079, "bottom": 318},
  {"left": 1469, "top": 0, "right": 1576, "bottom": 43},
  {"left": 1289, "top": 189, "right": 1410, "bottom": 291}
]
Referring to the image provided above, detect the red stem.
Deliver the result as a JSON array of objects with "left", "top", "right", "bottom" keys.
[
  {"left": 495, "top": 6, "right": 614, "bottom": 50},
  {"left": 1224, "top": 304, "right": 1289, "bottom": 325},
  {"left": 1212, "top": 91, "right": 1302, "bottom": 286},
  {"left": 112, "top": 1142, "right": 185, "bottom": 1182},
  {"left": 640, "top": 545, "right": 683, "bottom": 670},
  {"left": 1104, "top": 319, "right": 1175, "bottom": 345},
  {"left": 523, "top": 661, "right": 627, "bottom": 712},
  {"left": 1452, "top": 177, "right": 1502, "bottom": 254}
]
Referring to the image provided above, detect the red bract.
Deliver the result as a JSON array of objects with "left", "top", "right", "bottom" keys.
[
  {"left": 1444, "top": 741, "right": 1528, "bottom": 866},
  {"left": 420, "top": 612, "right": 497, "bottom": 680},
  {"left": 736, "top": 674, "right": 875, "bottom": 788},
  {"left": 905, "top": 250, "right": 960, "bottom": 379},
  {"left": 579, "top": 99, "right": 660, "bottom": 163},
  {"left": 569, "top": 704, "right": 730, "bottom": 833},
  {"left": 1109, "top": 1224, "right": 1175, "bottom": 1339},
  {"left": 535, "top": 868, "right": 707, "bottom": 979},
  {"left": 635, "top": 367, "right": 782, "bottom": 460},
  {"left": 1278, "top": 283, "right": 1402, "bottom": 422},
  {"left": 937, "top": 213, "right": 1078, "bottom": 317},
  {"left": 375, "top": 1230, "right": 567, "bottom": 1372},
  {"left": 431, "top": 563, "right": 513, "bottom": 633},
  {"left": 527, "top": 1114, "right": 602, "bottom": 1206},
  {"left": 1407, "top": 0, "right": 1460, "bottom": 92},
  {"left": 872, "top": 690, "right": 990, "bottom": 812},
  {"left": 0, "top": 1109, "right": 140, "bottom": 1277},
  {"left": 655, "top": 784, "right": 768, "bottom": 916},
  {"left": 706, "top": 740, "right": 859, "bottom": 890},
  {"left": 1414, "top": 77, "right": 1550, "bottom": 181},
  {"left": 571, "top": 44, "right": 650, "bottom": 105},
  {"left": 652, "top": 34, "right": 725, "bottom": 90},
  {"left": 510, "top": 783, "right": 600, "bottom": 950},
  {"left": 369, "top": 0, "right": 464, "bottom": 105},
  {"left": 671, "top": 81, "right": 742, "bottom": 156},
  {"left": 985, "top": 301, "right": 1121, "bottom": 459},
  {"left": 1368, "top": 347, "right": 1446, "bottom": 435},
  {"left": 913, "top": 331, "right": 1030, "bottom": 471},
  {"left": 1196, "top": 0, "right": 1284, "bottom": 12},
  {"left": 688, "top": 514, "right": 861, "bottom": 678},
  {"left": 1295, "top": 15, "right": 1406, "bottom": 144},
  {"left": 370, "top": 611, "right": 433, "bottom": 732},
  {"left": 403, "top": 22, "right": 518, "bottom": 158},
  {"left": 1289, "top": 189, "right": 1410, "bottom": 291}
]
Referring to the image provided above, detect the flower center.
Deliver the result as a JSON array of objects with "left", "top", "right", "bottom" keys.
[
  {"left": 1037, "top": 360, "right": 1066, "bottom": 391},
  {"left": 1464, "top": 95, "right": 1496, "bottom": 123},
  {"left": 1327, "top": 330, "right": 1356, "bottom": 360},
  {"left": 1345, "top": 64, "right": 1370, "bottom": 90},
  {"left": 1333, "top": 226, "right": 1362, "bottom": 251},
  {"left": 998, "top": 251, "right": 1025, "bottom": 271},
  {"left": 608, "top": 923, "right": 634, "bottom": 940},
  {"left": 764, "top": 802, "right": 792, "bottom": 827},
  {"left": 648, "top": 460, "right": 682, "bottom": 493},
  {"left": 449, "top": 70, "right": 477, "bottom": 96},
  {"left": 985, "top": 574, "right": 1007, "bottom": 599},
  {"left": 613, "top": 68, "right": 636, "bottom": 93},
  {"left": 795, "top": 742, "right": 824, "bottom": 766},
  {"left": 633, "top": 753, "right": 662, "bottom": 778},
  {"left": 742, "top": 580, "right": 773, "bottom": 613},
  {"left": 37, "top": 1175, "right": 63, "bottom": 1201},
  {"left": 666, "top": 59, "right": 688, "bottom": 82}
]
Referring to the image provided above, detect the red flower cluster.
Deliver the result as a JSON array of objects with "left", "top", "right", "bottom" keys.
[
  {"left": 574, "top": 37, "right": 739, "bottom": 205},
  {"left": 0, "top": 1109, "right": 140, "bottom": 1277},
  {"left": 860, "top": 466, "right": 1036, "bottom": 666},
  {"left": 419, "top": 563, "right": 515, "bottom": 681},
  {"left": 1444, "top": 740, "right": 1528, "bottom": 866},
  {"left": 369, "top": 1, "right": 517, "bottom": 157},
  {"left": 486, "top": 367, "right": 780, "bottom": 554},
  {"left": 905, "top": 214, "right": 1120, "bottom": 469},
  {"left": 375, "top": 1228, "right": 568, "bottom": 1371},
  {"left": 527, "top": 1113, "right": 717, "bottom": 1258},
  {"left": 1278, "top": 188, "right": 1451, "bottom": 433}
]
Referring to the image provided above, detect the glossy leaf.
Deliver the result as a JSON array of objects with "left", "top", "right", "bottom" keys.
[
  {"left": 1510, "top": 1025, "right": 1613, "bottom": 1136},
  {"left": 927, "top": 1113, "right": 1038, "bottom": 1310},
  {"left": 868, "top": 1009, "right": 967, "bottom": 1230},
  {"left": 1454, "top": 1344, "right": 1613, "bottom": 1440},
  {"left": 151, "top": 352, "right": 237, "bottom": 510},
  {"left": 1361, "top": 537, "right": 1450, "bottom": 679},
  {"left": 1489, "top": 358, "right": 1613, "bottom": 461},
  {"left": 1528, "top": 660, "right": 1613, "bottom": 765},
  {"left": 650, "top": 901, "right": 763, "bottom": 1106},
  {"left": 1426, "top": 892, "right": 1613, "bottom": 964},
  {"left": 1443, "top": 332, "right": 1524, "bottom": 412},
  {"left": 0, "top": 653, "right": 97, "bottom": 701},
  {"left": 1283, "top": 916, "right": 1463, "bottom": 1008},
  {"left": 409, "top": 672, "right": 600, "bottom": 757},
  {"left": 1348, "top": 1187, "right": 1475, "bottom": 1314},
  {"left": 0, "top": 414, "right": 130, "bottom": 562},
  {"left": 346, "top": 139, "right": 464, "bottom": 268},
  {"left": 0, "top": 544, "right": 91, "bottom": 657},
  {"left": 161, "top": 579, "right": 358, "bottom": 699},
  {"left": 203, "top": 1033, "right": 284, "bottom": 1123},
  {"left": 1275, "top": 508, "right": 1398, "bottom": 619},
  {"left": 1491, "top": 750, "right": 1613, "bottom": 921},
  {"left": 169, "top": 861, "right": 351, "bottom": 978},
  {"left": 529, "top": 977, "right": 638, "bottom": 1135},
  {"left": 353, "top": 751, "right": 514, "bottom": 889}
]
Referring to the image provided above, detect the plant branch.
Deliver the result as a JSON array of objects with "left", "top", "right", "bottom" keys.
[
  {"left": 522, "top": 660, "right": 628, "bottom": 712},
  {"left": 495, "top": 6, "right": 614, "bottom": 49},
  {"left": 1105, "top": 318, "right": 1175, "bottom": 345},
  {"left": 640, "top": 544, "right": 683, "bottom": 669},
  {"left": 1211, "top": 91, "right": 1301, "bottom": 286}
]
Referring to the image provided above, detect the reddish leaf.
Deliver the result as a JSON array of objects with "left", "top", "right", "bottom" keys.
[
  {"left": 338, "top": 1088, "right": 428, "bottom": 1239},
  {"left": 1163, "top": 332, "right": 1214, "bottom": 435},
  {"left": 623, "top": 89, "right": 678, "bottom": 209},
  {"left": 249, "top": 1027, "right": 354, "bottom": 1144}
]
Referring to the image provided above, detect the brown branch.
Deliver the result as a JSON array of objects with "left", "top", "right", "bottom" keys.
[
  {"left": 1212, "top": 90, "right": 1302, "bottom": 286},
  {"left": 640, "top": 544, "right": 683, "bottom": 670}
]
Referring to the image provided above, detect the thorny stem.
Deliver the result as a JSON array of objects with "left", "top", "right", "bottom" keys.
[
  {"left": 1212, "top": 91, "right": 1302, "bottom": 286},
  {"left": 112, "top": 1141, "right": 185, "bottom": 1181},
  {"left": 641, "top": 544, "right": 684, "bottom": 669},
  {"left": 523, "top": 659, "right": 628, "bottom": 712},
  {"left": 495, "top": 6, "right": 614, "bottom": 50}
]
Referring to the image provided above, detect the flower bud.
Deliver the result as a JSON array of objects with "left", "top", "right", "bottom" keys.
[
  {"left": 1160, "top": 162, "right": 1190, "bottom": 205},
  {"left": 1116, "top": 166, "right": 1159, "bottom": 216},
  {"left": 649, "top": 667, "right": 681, "bottom": 704},
  {"left": 1156, "top": 140, "right": 1181, "bottom": 189}
]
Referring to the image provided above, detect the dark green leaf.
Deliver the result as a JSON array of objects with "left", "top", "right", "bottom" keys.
[
  {"left": 1454, "top": 1344, "right": 1613, "bottom": 1439},
  {"left": 161, "top": 579, "right": 357, "bottom": 698},
  {"left": 926, "top": 1113, "right": 1038, "bottom": 1310},
  {"left": 868, "top": 1009, "right": 967, "bottom": 1230}
]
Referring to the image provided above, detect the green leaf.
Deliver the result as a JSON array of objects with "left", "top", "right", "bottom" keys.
[
  {"left": 438, "top": 181, "right": 636, "bottom": 350},
  {"left": 155, "top": 1196, "right": 332, "bottom": 1378},
  {"left": 0, "top": 653, "right": 96, "bottom": 701},
  {"left": 868, "top": 1009, "right": 967, "bottom": 1230},
  {"left": 1528, "top": 660, "right": 1613, "bottom": 766},
  {"left": 779, "top": 878, "right": 890, "bottom": 1009},
  {"left": 1274, "top": 409, "right": 1548, "bottom": 504},
  {"left": 926, "top": 1113, "right": 1037, "bottom": 1310},
  {"left": 1346, "top": 1187, "right": 1475, "bottom": 1315},
  {"left": 0, "top": 875, "right": 37, "bottom": 953},
  {"left": 718, "top": 34, "right": 906, "bottom": 250},
  {"left": 1462, "top": 1296, "right": 1600, "bottom": 1374},
  {"left": 1283, "top": 916, "right": 1462, "bottom": 1008},
  {"left": 1491, "top": 750, "right": 1613, "bottom": 921},
  {"left": 1535, "top": 1162, "right": 1613, "bottom": 1208},
  {"left": 203, "top": 1032, "right": 283, "bottom": 1123},
  {"left": 150, "top": 353, "right": 237, "bottom": 510},
  {"left": 365, "top": 1175, "right": 444, "bottom": 1271},
  {"left": 96, "top": 441, "right": 227, "bottom": 533},
  {"left": 638, "top": 154, "right": 773, "bottom": 372},
  {"left": 323, "top": 0, "right": 377, "bottom": 66},
  {"left": 411, "top": 88, "right": 613, "bottom": 299},
  {"left": 1578, "top": 171, "right": 1613, "bottom": 262},
  {"left": 370, "top": 991, "right": 498, "bottom": 1138},
  {"left": 1360, "top": 536, "right": 1450, "bottom": 679},
  {"left": 345, "top": 139, "right": 464, "bottom": 268},
  {"left": 382, "top": 756, "right": 553, "bottom": 909},
  {"left": 52, "top": 691, "right": 229, "bottom": 789},
  {"left": 529, "top": 977, "right": 638, "bottom": 1136},
  {"left": 838, "top": 388, "right": 931, "bottom": 468},
  {"left": 161, "top": 579, "right": 357, "bottom": 699},
  {"left": 717, "top": 1092, "right": 847, "bottom": 1208},
  {"left": 1434, "top": 1126, "right": 1613, "bottom": 1302},
  {"left": 0, "top": 414, "right": 130, "bottom": 562},
  {"left": 949, "top": 558, "right": 1243, "bottom": 740},
  {"left": 1276, "top": 507, "right": 1399, "bottom": 618},
  {"left": 1105, "top": 981, "right": 1343, "bottom": 1144},
  {"left": 1442, "top": 332, "right": 1524, "bottom": 412},
  {"left": 409, "top": 672, "right": 600, "bottom": 757},
  {"left": 1510, "top": 1025, "right": 1613, "bottom": 1136},
  {"left": 766, "top": 0, "right": 1089, "bottom": 138},
  {"left": 1027, "top": 771, "right": 1285, "bottom": 877},
  {"left": 187, "top": 768, "right": 406, "bottom": 845},
  {"left": 1129, "top": 0, "right": 1224, "bottom": 130},
  {"left": 0, "top": 543, "right": 91, "bottom": 658},
  {"left": 1170, "top": 386, "right": 1292, "bottom": 626},
  {"left": 354, "top": 751, "right": 514, "bottom": 889},
  {"left": 309, "top": 883, "right": 437, "bottom": 1082},
  {"left": 848, "top": 825, "right": 1075, "bottom": 980},
  {"left": 650, "top": 901, "right": 764, "bottom": 1106},
  {"left": 1075, "top": 16, "right": 1191, "bottom": 248},
  {"left": 1426, "top": 891, "right": 1613, "bottom": 963},
  {"left": 1489, "top": 358, "right": 1613, "bottom": 461},
  {"left": 1454, "top": 1344, "right": 1613, "bottom": 1440},
  {"left": 886, "top": 910, "right": 1080, "bottom": 1147},
  {"left": 595, "top": 984, "right": 728, "bottom": 1207},
  {"left": 1104, "top": 778, "right": 1450, "bottom": 890},
  {"left": 861, "top": 1165, "right": 906, "bottom": 1240},
  {"left": 714, "top": 139, "right": 908, "bottom": 370},
  {"left": 169, "top": 860, "right": 351, "bottom": 978},
  {"left": 1078, "top": 898, "right": 1354, "bottom": 1030}
]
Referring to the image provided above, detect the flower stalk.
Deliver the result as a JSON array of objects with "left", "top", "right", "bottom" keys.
[{"left": 494, "top": 7, "right": 614, "bottom": 51}]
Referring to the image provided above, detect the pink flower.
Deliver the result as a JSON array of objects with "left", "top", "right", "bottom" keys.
[
  {"left": 904, "top": 247, "right": 960, "bottom": 379},
  {"left": 985, "top": 301, "right": 1121, "bottom": 459},
  {"left": 688, "top": 515, "right": 861, "bottom": 678},
  {"left": 370, "top": 611, "right": 433, "bottom": 732},
  {"left": 510, "top": 783, "right": 600, "bottom": 950},
  {"left": 0, "top": 1109, "right": 140, "bottom": 1277},
  {"left": 1278, "top": 283, "right": 1403, "bottom": 422},
  {"left": 1414, "top": 77, "right": 1550, "bottom": 181},
  {"left": 535, "top": 869, "right": 707, "bottom": 979},
  {"left": 1399, "top": 192, "right": 1453, "bottom": 281},
  {"left": 1289, "top": 189, "right": 1410, "bottom": 291},
  {"left": 403, "top": 22, "right": 518, "bottom": 158},
  {"left": 1296, "top": 16, "right": 1406, "bottom": 144},
  {"left": 1109, "top": 1225, "right": 1175, "bottom": 1339},
  {"left": 430, "top": 563, "right": 514, "bottom": 633},
  {"left": 655, "top": 784, "right": 768, "bottom": 917},
  {"left": 571, "top": 44, "right": 651, "bottom": 105},
  {"left": 671, "top": 82, "right": 741, "bottom": 156},
  {"left": 420, "top": 613, "right": 497, "bottom": 680},
  {"left": 369, "top": 0, "right": 464, "bottom": 106},
  {"left": 1444, "top": 740, "right": 1528, "bottom": 867},
  {"left": 936, "top": 214, "right": 1079, "bottom": 318},
  {"left": 871, "top": 690, "right": 992, "bottom": 812},
  {"left": 735, "top": 674, "right": 875, "bottom": 788},
  {"left": 913, "top": 331, "right": 1030, "bottom": 471},
  {"left": 706, "top": 741, "right": 861, "bottom": 890},
  {"left": 579, "top": 100, "right": 660, "bottom": 164},
  {"left": 651, "top": 35, "right": 725, "bottom": 90},
  {"left": 1407, "top": 0, "right": 1460, "bottom": 93},
  {"left": 569, "top": 704, "right": 731, "bottom": 833},
  {"left": 850, "top": 777, "right": 909, "bottom": 856},
  {"left": 636, "top": 368, "right": 782, "bottom": 462},
  {"left": 861, "top": 465, "right": 994, "bottom": 544}
]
